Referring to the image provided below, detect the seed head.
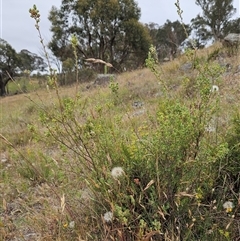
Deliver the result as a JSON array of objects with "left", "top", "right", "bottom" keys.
[{"left": 111, "top": 167, "right": 124, "bottom": 179}]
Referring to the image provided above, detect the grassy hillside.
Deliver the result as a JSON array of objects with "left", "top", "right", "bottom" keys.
[{"left": 0, "top": 43, "right": 240, "bottom": 240}]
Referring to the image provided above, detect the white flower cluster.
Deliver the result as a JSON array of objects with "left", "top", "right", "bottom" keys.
[
  {"left": 223, "top": 201, "right": 234, "bottom": 213},
  {"left": 205, "top": 125, "right": 216, "bottom": 133},
  {"left": 111, "top": 167, "right": 124, "bottom": 179},
  {"left": 69, "top": 221, "right": 75, "bottom": 229},
  {"left": 210, "top": 85, "right": 219, "bottom": 93},
  {"left": 103, "top": 211, "right": 113, "bottom": 222}
]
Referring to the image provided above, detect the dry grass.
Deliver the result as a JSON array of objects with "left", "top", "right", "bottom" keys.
[{"left": 0, "top": 44, "right": 240, "bottom": 240}]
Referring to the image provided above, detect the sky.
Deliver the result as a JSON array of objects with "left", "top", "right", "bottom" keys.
[{"left": 0, "top": 0, "right": 239, "bottom": 55}]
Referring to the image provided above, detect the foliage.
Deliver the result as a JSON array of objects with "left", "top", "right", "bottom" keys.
[
  {"left": 6, "top": 76, "right": 42, "bottom": 94},
  {"left": 1, "top": 3, "right": 240, "bottom": 241},
  {"left": 20, "top": 44, "right": 239, "bottom": 239},
  {"left": 48, "top": 5, "right": 73, "bottom": 75},
  {"left": 223, "top": 17, "right": 240, "bottom": 35},
  {"left": 145, "top": 20, "right": 191, "bottom": 60},
  {"left": 18, "top": 49, "right": 47, "bottom": 73},
  {"left": 0, "top": 39, "right": 47, "bottom": 75},
  {"left": 48, "top": 0, "right": 151, "bottom": 73},
  {"left": 223, "top": 113, "right": 240, "bottom": 179},
  {"left": 0, "top": 39, "right": 19, "bottom": 73},
  {"left": 0, "top": 38, "right": 47, "bottom": 95},
  {"left": 191, "top": 0, "right": 236, "bottom": 42},
  {"left": 0, "top": 39, "right": 18, "bottom": 95}
]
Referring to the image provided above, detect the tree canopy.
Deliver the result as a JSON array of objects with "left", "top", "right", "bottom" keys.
[
  {"left": 0, "top": 38, "right": 47, "bottom": 95},
  {"left": 48, "top": 0, "right": 151, "bottom": 72},
  {"left": 223, "top": 17, "right": 240, "bottom": 35},
  {"left": 0, "top": 39, "right": 19, "bottom": 74},
  {"left": 0, "top": 39, "right": 47, "bottom": 75},
  {"left": 2, "top": 0, "right": 239, "bottom": 94},
  {"left": 18, "top": 49, "right": 47, "bottom": 73},
  {"left": 191, "top": 0, "right": 236, "bottom": 42},
  {"left": 0, "top": 39, "right": 19, "bottom": 95},
  {"left": 145, "top": 20, "right": 191, "bottom": 61}
]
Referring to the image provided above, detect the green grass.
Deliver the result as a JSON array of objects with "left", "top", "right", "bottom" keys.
[{"left": 6, "top": 77, "right": 45, "bottom": 95}]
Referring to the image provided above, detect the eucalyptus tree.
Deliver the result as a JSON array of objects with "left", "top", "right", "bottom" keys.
[
  {"left": 223, "top": 17, "right": 240, "bottom": 35},
  {"left": 0, "top": 38, "right": 47, "bottom": 96},
  {"left": 145, "top": 20, "right": 191, "bottom": 61},
  {"left": 191, "top": 0, "right": 236, "bottom": 42},
  {"left": 48, "top": 0, "right": 151, "bottom": 72},
  {"left": 18, "top": 49, "right": 47, "bottom": 73},
  {"left": 0, "top": 39, "right": 19, "bottom": 95}
]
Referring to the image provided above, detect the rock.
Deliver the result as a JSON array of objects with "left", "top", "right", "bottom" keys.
[
  {"left": 163, "top": 57, "right": 170, "bottom": 62},
  {"left": 223, "top": 33, "right": 240, "bottom": 55},
  {"left": 132, "top": 109, "right": 145, "bottom": 117},
  {"left": 224, "top": 33, "right": 240, "bottom": 45},
  {"left": 132, "top": 101, "right": 144, "bottom": 108},
  {"left": 94, "top": 74, "right": 116, "bottom": 86},
  {"left": 180, "top": 62, "right": 192, "bottom": 72},
  {"left": 235, "top": 65, "right": 240, "bottom": 74},
  {"left": 1, "top": 152, "right": 8, "bottom": 163},
  {"left": 219, "top": 62, "right": 232, "bottom": 71}
]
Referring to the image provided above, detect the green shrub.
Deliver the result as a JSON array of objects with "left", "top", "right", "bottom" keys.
[{"left": 3, "top": 5, "right": 236, "bottom": 240}]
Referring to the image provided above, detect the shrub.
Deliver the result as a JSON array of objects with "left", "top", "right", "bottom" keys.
[{"left": 1, "top": 4, "right": 238, "bottom": 240}]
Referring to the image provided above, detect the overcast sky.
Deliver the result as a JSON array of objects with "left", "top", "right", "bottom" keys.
[{"left": 0, "top": 0, "right": 239, "bottom": 55}]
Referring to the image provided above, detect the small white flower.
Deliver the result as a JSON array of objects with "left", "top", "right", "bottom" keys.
[
  {"left": 69, "top": 221, "right": 75, "bottom": 229},
  {"left": 223, "top": 201, "right": 234, "bottom": 213},
  {"left": 103, "top": 211, "right": 113, "bottom": 222},
  {"left": 210, "top": 85, "right": 219, "bottom": 92},
  {"left": 205, "top": 125, "right": 216, "bottom": 133},
  {"left": 207, "top": 229, "right": 213, "bottom": 234},
  {"left": 111, "top": 167, "right": 124, "bottom": 179}
]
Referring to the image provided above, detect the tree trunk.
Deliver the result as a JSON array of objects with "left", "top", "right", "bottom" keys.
[
  {"left": 0, "top": 74, "right": 11, "bottom": 96},
  {"left": 0, "top": 74, "right": 6, "bottom": 96}
]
